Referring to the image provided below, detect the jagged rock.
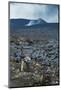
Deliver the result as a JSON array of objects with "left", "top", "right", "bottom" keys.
[{"left": 10, "top": 38, "right": 59, "bottom": 86}]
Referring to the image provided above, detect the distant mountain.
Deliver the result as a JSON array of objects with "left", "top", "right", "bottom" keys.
[
  {"left": 10, "top": 18, "right": 47, "bottom": 29},
  {"left": 10, "top": 19, "right": 29, "bottom": 28},
  {"left": 10, "top": 18, "right": 59, "bottom": 40},
  {"left": 26, "top": 18, "right": 47, "bottom": 26}
]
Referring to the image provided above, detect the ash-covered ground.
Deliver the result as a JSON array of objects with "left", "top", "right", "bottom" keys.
[{"left": 9, "top": 36, "right": 59, "bottom": 87}]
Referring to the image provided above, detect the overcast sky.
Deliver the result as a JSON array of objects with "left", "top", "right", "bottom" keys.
[{"left": 10, "top": 3, "right": 59, "bottom": 23}]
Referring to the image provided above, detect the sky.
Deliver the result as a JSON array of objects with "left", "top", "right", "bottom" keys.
[{"left": 10, "top": 3, "right": 59, "bottom": 23}]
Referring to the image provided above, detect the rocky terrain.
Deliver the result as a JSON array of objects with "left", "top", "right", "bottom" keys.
[{"left": 9, "top": 36, "right": 59, "bottom": 87}]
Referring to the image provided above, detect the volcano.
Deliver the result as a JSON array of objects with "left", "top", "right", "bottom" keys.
[{"left": 26, "top": 18, "right": 47, "bottom": 26}]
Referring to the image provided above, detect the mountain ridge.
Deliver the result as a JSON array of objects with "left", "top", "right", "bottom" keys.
[{"left": 10, "top": 18, "right": 58, "bottom": 30}]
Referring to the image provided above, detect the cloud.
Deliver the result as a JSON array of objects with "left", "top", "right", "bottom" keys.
[{"left": 10, "top": 3, "right": 58, "bottom": 23}]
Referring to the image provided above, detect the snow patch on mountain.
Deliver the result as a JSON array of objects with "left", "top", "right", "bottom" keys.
[{"left": 26, "top": 18, "right": 47, "bottom": 26}]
